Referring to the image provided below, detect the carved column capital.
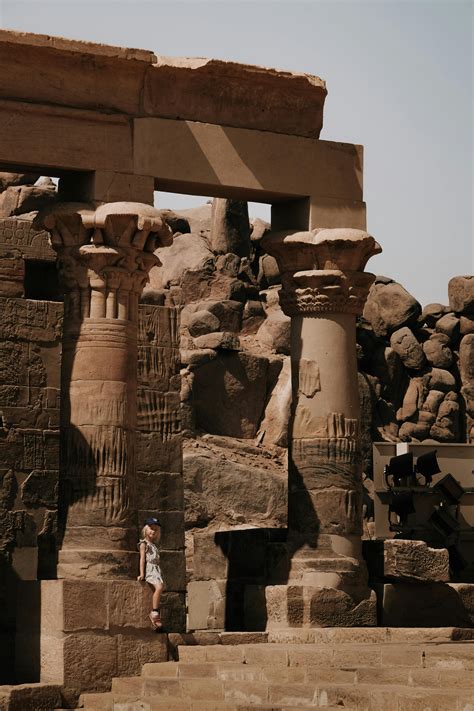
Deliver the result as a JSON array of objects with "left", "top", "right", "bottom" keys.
[
  {"left": 262, "top": 228, "right": 381, "bottom": 316},
  {"left": 35, "top": 201, "right": 173, "bottom": 322}
]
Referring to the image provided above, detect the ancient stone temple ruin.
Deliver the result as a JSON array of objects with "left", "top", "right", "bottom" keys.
[{"left": 0, "top": 29, "right": 473, "bottom": 710}]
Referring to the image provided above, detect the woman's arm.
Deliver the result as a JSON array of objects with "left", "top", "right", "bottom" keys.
[{"left": 137, "top": 542, "right": 146, "bottom": 581}]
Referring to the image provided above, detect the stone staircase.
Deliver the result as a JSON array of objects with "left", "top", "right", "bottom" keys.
[{"left": 80, "top": 629, "right": 474, "bottom": 711}]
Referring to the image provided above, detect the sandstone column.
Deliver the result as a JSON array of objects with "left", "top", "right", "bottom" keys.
[
  {"left": 262, "top": 228, "right": 381, "bottom": 627},
  {"left": 36, "top": 202, "right": 172, "bottom": 579}
]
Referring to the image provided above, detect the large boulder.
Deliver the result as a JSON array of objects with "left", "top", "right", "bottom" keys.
[
  {"left": 362, "top": 278, "right": 421, "bottom": 337},
  {"left": 389, "top": 327, "right": 425, "bottom": 370},
  {"left": 421, "top": 303, "right": 448, "bottom": 328},
  {"left": 460, "top": 334, "right": 474, "bottom": 442},
  {"left": 192, "top": 351, "right": 269, "bottom": 438},
  {"left": 256, "top": 311, "right": 291, "bottom": 355},
  {"left": 0, "top": 172, "right": 41, "bottom": 192},
  {"left": 435, "top": 313, "right": 460, "bottom": 341},
  {"left": 170, "top": 204, "right": 213, "bottom": 238},
  {"left": 210, "top": 199, "right": 251, "bottom": 257},
  {"left": 184, "top": 438, "right": 287, "bottom": 529},
  {"left": 422, "top": 333, "right": 453, "bottom": 369},
  {"left": 148, "top": 232, "right": 215, "bottom": 291},
  {"left": 0, "top": 178, "right": 57, "bottom": 218},
  {"left": 448, "top": 276, "right": 474, "bottom": 314}
]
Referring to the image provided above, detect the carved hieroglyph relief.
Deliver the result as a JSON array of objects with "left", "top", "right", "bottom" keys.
[
  {"left": 35, "top": 203, "right": 173, "bottom": 575},
  {"left": 298, "top": 358, "right": 321, "bottom": 398}
]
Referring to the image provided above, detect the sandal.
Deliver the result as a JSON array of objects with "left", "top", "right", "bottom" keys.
[{"left": 149, "top": 611, "right": 162, "bottom": 629}]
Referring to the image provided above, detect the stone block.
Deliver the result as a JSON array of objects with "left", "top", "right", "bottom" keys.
[
  {"left": 382, "top": 582, "right": 474, "bottom": 627},
  {"left": 160, "top": 591, "right": 186, "bottom": 631},
  {"left": 136, "top": 471, "right": 184, "bottom": 511},
  {"left": 193, "top": 532, "right": 229, "bottom": 580},
  {"left": 0, "top": 684, "right": 63, "bottom": 711},
  {"left": 383, "top": 540, "right": 450, "bottom": 582},
  {"left": 187, "top": 580, "right": 226, "bottom": 631},
  {"left": 0, "top": 102, "right": 133, "bottom": 174},
  {"left": 266, "top": 584, "right": 377, "bottom": 628},
  {"left": 63, "top": 633, "right": 117, "bottom": 693},
  {"left": 20, "top": 469, "right": 58, "bottom": 508},
  {"left": 192, "top": 351, "right": 269, "bottom": 438},
  {"left": 109, "top": 580, "right": 151, "bottom": 630},
  {"left": 62, "top": 580, "right": 107, "bottom": 632},
  {"left": 136, "top": 432, "right": 182, "bottom": 474},
  {"left": 160, "top": 550, "right": 187, "bottom": 591},
  {"left": 0, "top": 250, "right": 24, "bottom": 297},
  {"left": 15, "top": 580, "right": 181, "bottom": 696},
  {"left": 116, "top": 632, "right": 168, "bottom": 677},
  {"left": 144, "top": 57, "right": 326, "bottom": 139},
  {"left": 60, "top": 170, "right": 154, "bottom": 204}
]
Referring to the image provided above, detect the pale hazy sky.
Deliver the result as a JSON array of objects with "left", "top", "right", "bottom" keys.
[{"left": 0, "top": 0, "right": 472, "bottom": 306}]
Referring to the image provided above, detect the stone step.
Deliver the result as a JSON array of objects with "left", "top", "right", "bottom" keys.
[
  {"left": 83, "top": 681, "right": 473, "bottom": 710},
  {"left": 176, "top": 641, "right": 474, "bottom": 670},
  {"left": 266, "top": 626, "right": 474, "bottom": 644},
  {"left": 141, "top": 660, "right": 474, "bottom": 688},
  {"left": 82, "top": 699, "right": 351, "bottom": 711},
  {"left": 0, "top": 682, "right": 63, "bottom": 710}
]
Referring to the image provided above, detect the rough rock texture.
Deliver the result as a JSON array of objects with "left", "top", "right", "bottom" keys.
[
  {"left": 184, "top": 437, "right": 287, "bottom": 530},
  {"left": 449, "top": 275, "right": 474, "bottom": 314},
  {"left": 210, "top": 199, "right": 251, "bottom": 257},
  {"left": 384, "top": 540, "right": 450, "bottom": 583},
  {"left": 362, "top": 277, "right": 421, "bottom": 337}
]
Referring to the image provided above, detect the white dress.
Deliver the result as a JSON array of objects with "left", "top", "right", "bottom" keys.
[{"left": 139, "top": 539, "right": 164, "bottom": 586}]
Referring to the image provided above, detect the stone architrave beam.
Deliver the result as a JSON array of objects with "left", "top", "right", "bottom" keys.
[
  {"left": 262, "top": 228, "right": 381, "bottom": 627},
  {"left": 35, "top": 202, "right": 172, "bottom": 579}
]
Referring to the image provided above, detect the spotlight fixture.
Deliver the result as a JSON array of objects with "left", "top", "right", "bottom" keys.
[
  {"left": 433, "top": 474, "right": 465, "bottom": 505},
  {"left": 414, "top": 449, "right": 441, "bottom": 486},
  {"left": 384, "top": 452, "right": 414, "bottom": 488},
  {"left": 388, "top": 489, "right": 416, "bottom": 531},
  {"left": 428, "top": 503, "right": 461, "bottom": 544}
]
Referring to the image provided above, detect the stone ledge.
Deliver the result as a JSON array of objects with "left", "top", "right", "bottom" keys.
[{"left": 0, "top": 29, "right": 326, "bottom": 139}]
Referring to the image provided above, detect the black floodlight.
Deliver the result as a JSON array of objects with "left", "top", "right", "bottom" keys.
[
  {"left": 429, "top": 503, "right": 461, "bottom": 540},
  {"left": 384, "top": 452, "right": 414, "bottom": 488},
  {"left": 414, "top": 450, "right": 441, "bottom": 486},
  {"left": 388, "top": 490, "right": 416, "bottom": 531},
  {"left": 433, "top": 474, "right": 465, "bottom": 505}
]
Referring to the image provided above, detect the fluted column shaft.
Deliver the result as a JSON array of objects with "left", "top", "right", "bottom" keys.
[{"left": 37, "top": 202, "right": 172, "bottom": 579}]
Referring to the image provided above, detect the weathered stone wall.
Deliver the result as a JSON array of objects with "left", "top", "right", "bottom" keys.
[
  {"left": 137, "top": 304, "right": 185, "bottom": 629},
  {"left": 0, "top": 218, "right": 62, "bottom": 681}
]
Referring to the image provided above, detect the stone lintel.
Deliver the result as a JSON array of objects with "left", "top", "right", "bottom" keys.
[
  {"left": 0, "top": 29, "right": 326, "bottom": 138},
  {"left": 135, "top": 118, "right": 364, "bottom": 202}
]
